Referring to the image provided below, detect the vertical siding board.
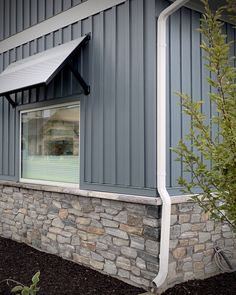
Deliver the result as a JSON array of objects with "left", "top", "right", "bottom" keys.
[
  {"left": 54, "top": 0, "right": 62, "bottom": 15},
  {"left": 98, "top": 13, "right": 105, "bottom": 184},
  {"left": 16, "top": 0, "right": 23, "bottom": 33},
  {"left": 30, "top": 0, "right": 38, "bottom": 26},
  {"left": 23, "top": 0, "right": 30, "bottom": 30},
  {"left": 0, "top": 0, "right": 4, "bottom": 40},
  {"left": 130, "top": 0, "right": 145, "bottom": 187},
  {"left": 90, "top": 13, "right": 102, "bottom": 183},
  {"left": 46, "top": 0, "right": 54, "bottom": 19},
  {"left": 37, "top": 0, "right": 45, "bottom": 23},
  {"left": 181, "top": 8, "right": 192, "bottom": 183},
  {"left": 82, "top": 17, "right": 92, "bottom": 183},
  {"left": 192, "top": 11, "right": 202, "bottom": 99},
  {"left": 116, "top": 4, "right": 129, "bottom": 185},
  {"left": 103, "top": 9, "right": 115, "bottom": 184},
  {"left": 72, "top": 0, "right": 81, "bottom": 6},
  {"left": 10, "top": 0, "right": 17, "bottom": 36},
  {"left": 110, "top": 7, "right": 117, "bottom": 184},
  {"left": 4, "top": 0, "right": 10, "bottom": 39},
  {"left": 144, "top": 0, "right": 156, "bottom": 188},
  {"left": 63, "top": 0, "right": 72, "bottom": 11},
  {"left": 169, "top": 10, "right": 181, "bottom": 187}
]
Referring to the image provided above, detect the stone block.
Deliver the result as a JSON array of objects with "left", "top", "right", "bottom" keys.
[
  {"left": 104, "top": 261, "right": 117, "bottom": 275},
  {"left": 147, "top": 206, "right": 159, "bottom": 218},
  {"left": 105, "top": 228, "right": 128, "bottom": 239},
  {"left": 191, "top": 223, "right": 205, "bottom": 231},
  {"left": 91, "top": 252, "right": 104, "bottom": 262},
  {"left": 101, "top": 219, "right": 119, "bottom": 228},
  {"left": 121, "top": 246, "right": 138, "bottom": 259},
  {"left": 193, "top": 253, "right": 203, "bottom": 261},
  {"left": 81, "top": 241, "right": 96, "bottom": 251},
  {"left": 178, "top": 203, "right": 194, "bottom": 213},
  {"left": 171, "top": 215, "right": 178, "bottom": 226},
  {"left": 58, "top": 209, "right": 68, "bottom": 220},
  {"left": 113, "top": 211, "right": 127, "bottom": 223},
  {"left": 99, "top": 251, "right": 116, "bottom": 261},
  {"left": 143, "top": 226, "right": 159, "bottom": 240},
  {"left": 143, "top": 217, "right": 159, "bottom": 227},
  {"left": 130, "top": 236, "right": 145, "bottom": 250},
  {"left": 113, "top": 237, "right": 129, "bottom": 247},
  {"left": 87, "top": 227, "right": 105, "bottom": 235},
  {"left": 118, "top": 269, "right": 130, "bottom": 278},
  {"left": 136, "top": 257, "right": 146, "bottom": 270},
  {"left": 130, "top": 275, "right": 150, "bottom": 288},
  {"left": 52, "top": 200, "right": 61, "bottom": 209},
  {"left": 182, "top": 261, "right": 193, "bottom": 272},
  {"left": 170, "top": 225, "right": 181, "bottom": 239},
  {"left": 131, "top": 266, "right": 141, "bottom": 276},
  {"left": 179, "top": 214, "right": 190, "bottom": 224},
  {"left": 181, "top": 223, "right": 192, "bottom": 233},
  {"left": 57, "top": 235, "right": 71, "bottom": 244},
  {"left": 120, "top": 224, "right": 143, "bottom": 236},
  {"left": 105, "top": 208, "right": 119, "bottom": 215},
  {"left": 90, "top": 259, "right": 104, "bottom": 270},
  {"left": 127, "top": 214, "right": 143, "bottom": 226},
  {"left": 194, "top": 244, "right": 205, "bottom": 253},
  {"left": 173, "top": 247, "right": 186, "bottom": 259},
  {"left": 193, "top": 261, "right": 204, "bottom": 271},
  {"left": 199, "top": 232, "right": 211, "bottom": 243},
  {"left": 116, "top": 256, "right": 131, "bottom": 270},
  {"left": 180, "top": 231, "right": 198, "bottom": 239},
  {"left": 52, "top": 218, "right": 64, "bottom": 229},
  {"left": 191, "top": 214, "right": 201, "bottom": 223},
  {"left": 145, "top": 240, "right": 159, "bottom": 256},
  {"left": 71, "top": 235, "right": 80, "bottom": 246},
  {"left": 138, "top": 251, "right": 158, "bottom": 264}
]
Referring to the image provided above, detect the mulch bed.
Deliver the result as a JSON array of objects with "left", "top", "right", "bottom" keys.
[
  {"left": 0, "top": 236, "right": 235, "bottom": 295},
  {"left": 0, "top": 237, "right": 144, "bottom": 295},
  {"left": 162, "top": 270, "right": 236, "bottom": 295}
]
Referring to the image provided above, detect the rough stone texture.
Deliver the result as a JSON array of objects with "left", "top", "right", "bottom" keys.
[{"left": 0, "top": 185, "right": 235, "bottom": 291}]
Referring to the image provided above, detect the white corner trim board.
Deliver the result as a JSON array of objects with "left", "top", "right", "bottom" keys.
[{"left": 0, "top": 0, "right": 126, "bottom": 54}]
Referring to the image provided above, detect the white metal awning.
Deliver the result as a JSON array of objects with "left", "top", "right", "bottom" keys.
[{"left": 0, "top": 35, "right": 90, "bottom": 107}]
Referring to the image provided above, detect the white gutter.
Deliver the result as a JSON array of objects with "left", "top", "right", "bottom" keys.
[{"left": 153, "top": 0, "right": 189, "bottom": 288}]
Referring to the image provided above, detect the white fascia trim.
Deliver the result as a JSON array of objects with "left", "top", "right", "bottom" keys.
[{"left": 0, "top": 0, "right": 125, "bottom": 54}]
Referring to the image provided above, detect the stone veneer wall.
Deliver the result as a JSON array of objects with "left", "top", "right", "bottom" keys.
[{"left": 0, "top": 184, "right": 235, "bottom": 292}]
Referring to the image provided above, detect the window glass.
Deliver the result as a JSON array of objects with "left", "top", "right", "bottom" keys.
[{"left": 21, "top": 104, "right": 80, "bottom": 184}]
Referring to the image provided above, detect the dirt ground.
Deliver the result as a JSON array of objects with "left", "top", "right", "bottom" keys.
[{"left": 0, "top": 236, "right": 235, "bottom": 295}]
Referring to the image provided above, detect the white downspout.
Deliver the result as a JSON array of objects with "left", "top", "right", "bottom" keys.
[{"left": 153, "top": 0, "right": 189, "bottom": 288}]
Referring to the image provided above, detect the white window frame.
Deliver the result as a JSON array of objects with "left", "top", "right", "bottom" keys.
[{"left": 19, "top": 101, "right": 81, "bottom": 188}]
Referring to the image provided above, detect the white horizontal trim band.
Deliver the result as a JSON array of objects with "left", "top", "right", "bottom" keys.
[
  {"left": 0, "top": 180, "right": 193, "bottom": 205},
  {"left": 0, "top": 0, "right": 125, "bottom": 55}
]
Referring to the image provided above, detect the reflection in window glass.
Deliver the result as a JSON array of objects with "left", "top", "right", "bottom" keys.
[{"left": 21, "top": 104, "right": 80, "bottom": 184}]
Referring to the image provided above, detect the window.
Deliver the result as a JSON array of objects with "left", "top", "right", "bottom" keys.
[{"left": 20, "top": 103, "right": 80, "bottom": 185}]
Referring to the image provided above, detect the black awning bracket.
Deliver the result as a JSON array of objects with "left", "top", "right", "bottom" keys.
[
  {"left": 67, "top": 60, "right": 90, "bottom": 95},
  {"left": 5, "top": 94, "right": 17, "bottom": 108}
]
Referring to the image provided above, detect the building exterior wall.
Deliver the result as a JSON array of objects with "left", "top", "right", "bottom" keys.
[
  {"left": 0, "top": 183, "right": 235, "bottom": 291},
  {"left": 0, "top": 0, "right": 157, "bottom": 196}
]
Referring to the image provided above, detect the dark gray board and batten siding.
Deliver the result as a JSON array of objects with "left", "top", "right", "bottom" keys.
[
  {"left": 167, "top": 7, "right": 236, "bottom": 194},
  {"left": 0, "top": 0, "right": 157, "bottom": 196},
  {"left": 0, "top": 0, "right": 235, "bottom": 196}
]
